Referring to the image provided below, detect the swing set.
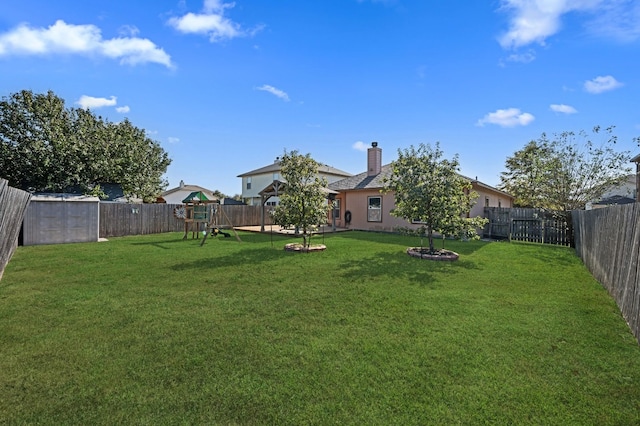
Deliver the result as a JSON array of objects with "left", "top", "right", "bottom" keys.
[{"left": 173, "top": 191, "right": 241, "bottom": 245}]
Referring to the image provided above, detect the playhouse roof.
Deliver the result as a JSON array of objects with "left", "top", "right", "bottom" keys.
[{"left": 182, "top": 191, "right": 210, "bottom": 203}]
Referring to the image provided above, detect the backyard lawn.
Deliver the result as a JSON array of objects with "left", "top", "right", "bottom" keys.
[{"left": 1, "top": 231, "right": 640, "bottom": 425}]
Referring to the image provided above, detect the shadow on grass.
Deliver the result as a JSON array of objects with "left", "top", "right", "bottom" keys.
[
  {"left": 170, "top": 243, "right": 294, "bottom": 272},
  {"left": 337, "top": 231, "right": 487, "bottom": 256},
  {"left": 126, "top": 231, "right": 281, "bottom": 248},
  {"left": 337, "top": 250, "right": 479, "bottom": 288},
  {"left": 509, "top": 241, "right": 578, "bottom": 267}
]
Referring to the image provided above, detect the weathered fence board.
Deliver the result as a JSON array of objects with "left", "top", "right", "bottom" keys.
[
  {"left": 0, "top": 179, "right": 31, "bottom": 280},
  {"left": 99, "top": 203, "right": 270, "bottom": 238},
  {"left": 573, "top": 204, "right": 640, "bottom": 344},
  {"left": 483, "top": 207, "right": 571, "bottom": 246}
]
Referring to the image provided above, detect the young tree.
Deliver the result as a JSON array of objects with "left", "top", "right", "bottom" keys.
[
  {"left": 382, "top": 143, "right": 485, "bottom": 254},
  {"left": 272, "top": 150, "right": 331, "bottom": 249},
  {"left": 0, "top": 90, "right": 171, "bottom": 202},
  {"left": 499, "top": 127, "right": 632, "bottom": 211}
]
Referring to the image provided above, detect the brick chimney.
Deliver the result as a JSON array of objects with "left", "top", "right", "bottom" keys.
[{"left": 367, "top": 142, "right": 382, "bottom": 176}]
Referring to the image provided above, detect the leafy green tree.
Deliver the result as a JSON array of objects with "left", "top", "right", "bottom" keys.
[
  {"left": 0, "top": 90, "right": 171, "bottom": 202},
  {"left": 272, "top": 150, "right": 331, "bottom": 249},
  {"left": 499, "top": 127, "right": 632, "bottom": 211},
  {"left": 383, "top": 143, "right": 486, "bottom": 253},
  {"left": 498, "top": 140, "right": 553, "bottom": 208}
]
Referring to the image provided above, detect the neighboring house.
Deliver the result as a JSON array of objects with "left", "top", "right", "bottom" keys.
[
  {"left": 220, "top": 197, "right": 246, "bottom": 205},
  {"left": 599, "top": 174, "right": 637, "bottom": 201},
  {"left": 591, "top": 195, "right": 636, "bottom": 209},
  {"left": 99, "top": 183, "right": 143, "bottom": 203},
  {"left": 585, "top": 173, "right": 637, "bottom": 210},
  {"left": 328, "top": 142, "right": 514, "bottom": 232},
  {"left": 237, "top": 157, "right": 352, "bottom": 206},
  {"left": 161, "top": 181, "right": 219, "bottom": 204}
]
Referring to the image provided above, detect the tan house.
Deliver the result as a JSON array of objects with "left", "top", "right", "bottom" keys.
[
  {"left": 161, "top": 181, "right": 219, "bottom": 204},
  {"left": 328, "top": 142, "right": 514, "bottom": 232},
  {"left": 237, "top": 158, "right": 352, "bottom": 206}
]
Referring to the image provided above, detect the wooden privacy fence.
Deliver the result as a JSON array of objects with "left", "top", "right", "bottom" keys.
[
  {"left": 0, "top": 179, "right": 31, "bottom": 280},
  {"left": 484, "top": 207, "right": 572, "bottom": 246},
  {"left": 573, "top": 204, "right": 640, "bottom": 344},
  {"left": 99, "top": 203, "right": 270, "bottom": 237}
]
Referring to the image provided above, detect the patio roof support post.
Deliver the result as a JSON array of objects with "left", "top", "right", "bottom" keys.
[{"left": 261, "top": 195, "right": 266, "bottom": 232}]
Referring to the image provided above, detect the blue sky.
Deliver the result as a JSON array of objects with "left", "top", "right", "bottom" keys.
[{"left": 1, "top": 0, "right": 639, "bottom": 196}]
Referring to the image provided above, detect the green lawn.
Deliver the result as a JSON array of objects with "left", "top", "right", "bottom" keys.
[{"left": 1, "top": 231, "right": 640, "bottom": 425}]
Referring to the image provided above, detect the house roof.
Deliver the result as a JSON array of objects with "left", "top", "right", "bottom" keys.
[
  {"left": 594, "top": 195, "right": 636, "bottom": 205},
  {"left": 32, "top": 193, "right": 100, "bottom": 202},
  {"left": 631, "top": 153, "right": 640, "bottom": 163},
  {"left": 328, "top": 164, "right": 514, "bottom": 199},
  {"left": 459, "top": 174, "right": 515, "bottom": 199},
  {"left": 259, "top": 179, "right": 338, "bottom": 201},
  {"left": 237, "top": 161, "right": 352, "bottom": 178},
  {"left": 328, "top": 164, "right": 393, "bottom": 191},
  {"left": 162, "top": 184, "right": 218, "bottom": 199}
]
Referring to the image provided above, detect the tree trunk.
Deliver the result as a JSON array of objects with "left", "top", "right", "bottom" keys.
[{"left": 428, "top": 227, "right": 435, "bottom": 253}]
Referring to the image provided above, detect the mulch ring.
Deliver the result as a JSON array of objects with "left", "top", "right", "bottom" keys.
[
  {"left": 284, "top": 243, "right": 327, "bottom": 253},
  {"left": 406, "top": 247, "right": 459, "bottom": 261}
]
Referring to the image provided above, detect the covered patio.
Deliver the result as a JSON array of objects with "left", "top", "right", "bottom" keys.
[{"left": 257, "top": 179, "right": 341, "bottom": 232}]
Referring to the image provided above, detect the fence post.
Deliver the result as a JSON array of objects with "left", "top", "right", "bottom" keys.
[{"left": 0, "top": 179, "right": 32, "bottom": 280}]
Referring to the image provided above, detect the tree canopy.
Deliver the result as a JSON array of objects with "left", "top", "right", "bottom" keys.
[
  {"left": 499, "top": 127, "right": 632, "bottom": 211},
  {"left": 271, "top": 151, "right": 331, "bottom": 248},
  {"left": 0, "top": 90, "right": 171, "bottom": 202},
  {"left": 382, "top": 143, "right": 486, "bottom": 253}
]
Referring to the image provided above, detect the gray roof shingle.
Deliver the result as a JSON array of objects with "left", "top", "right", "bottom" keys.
[
  {"left": 238, "top": 162, "right": 352, "bottom": 178},
  {"left": 328, "top": 164, "right": 393, "bottom": 191}
]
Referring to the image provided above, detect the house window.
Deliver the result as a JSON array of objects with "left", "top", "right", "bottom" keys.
[
  {"left": 485, "top": 197, "right": 490, "bottom": 207},
  {"left": 246, "top": 177, "right": 252, "bottom": 190},
  {"left": 368, "top": 196, "right": 382, "bottom": 222},
  {"left": 333, "top": 199, "right": 341, "bottom": 219},
  {"left": 266, "top": 201, "right": 277, "bottom": 206},
  {"left": 273, "top": 173, "right": 279, "bottom": 181},
  {"left": 498, "top": 200, "right": 502, "bottom": 208}
]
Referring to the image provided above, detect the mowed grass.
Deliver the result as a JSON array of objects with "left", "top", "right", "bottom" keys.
[{"left": 1, "top": 231, "right": 640, "bottom": 425}]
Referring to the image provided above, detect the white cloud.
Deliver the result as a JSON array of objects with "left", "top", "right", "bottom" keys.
[
  {"left": 504, "top": 50, "right": 536, "bottom": 64},
  {"left": 256, "top": 84, "right": 290, "bottom": 102},
  {"left": 352, "top": 141, "right": 369, "bottom": 152},
  {"left": 0, "top": 20, "right": 173, "bottom": 68},
  {"left": 550, "top": 104, "right": 577, "bottom": 114},
  {"left": 203, "top": 0, "right": 233, "bottom": 13},
  {"left": 498, "top": 0, "right": 640, "bottom": 49},
  {"left": 168, "top": 0, "right": 258, "bottom": 42},
  {"left": 476, "top": 108, "right": 535, "bottom": 127},
  {"left": 118, "top": 25, "right": 140, "bottom": 37},
  {"left": 584, "top": 75, "right": 623, "bottom": 93},
  {"left": 76, "top": 95, "right": 117, "bottom": 110},
  {"left": 498, "top": 0, "right": 602, "bottom": 49},
  {"left": 586, "top": 1, "right": 640, "bottom": 41},
  {"left": 116, "top": 105, "right": 130, "bottom": 113},
  {"left": 168, "top": 137, "right": 180, "bottom": 144}
]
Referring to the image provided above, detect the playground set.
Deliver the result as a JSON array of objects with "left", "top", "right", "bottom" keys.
[{"left": 173, "top": 191, "right": 240, "bottom": 244}]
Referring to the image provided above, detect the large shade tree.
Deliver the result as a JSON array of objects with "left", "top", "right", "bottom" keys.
[
  {"left": 0, "top": 90, "right": 171, "bottom": 202},
  {"left": 383, "top": 143, "right": 486, "bottom": 253},
  {"left": 499, "top": 126, "right": 632, "bottom": 211},
  {"left": 271, "top": 150, "right": 331, "bottom": 249}
]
